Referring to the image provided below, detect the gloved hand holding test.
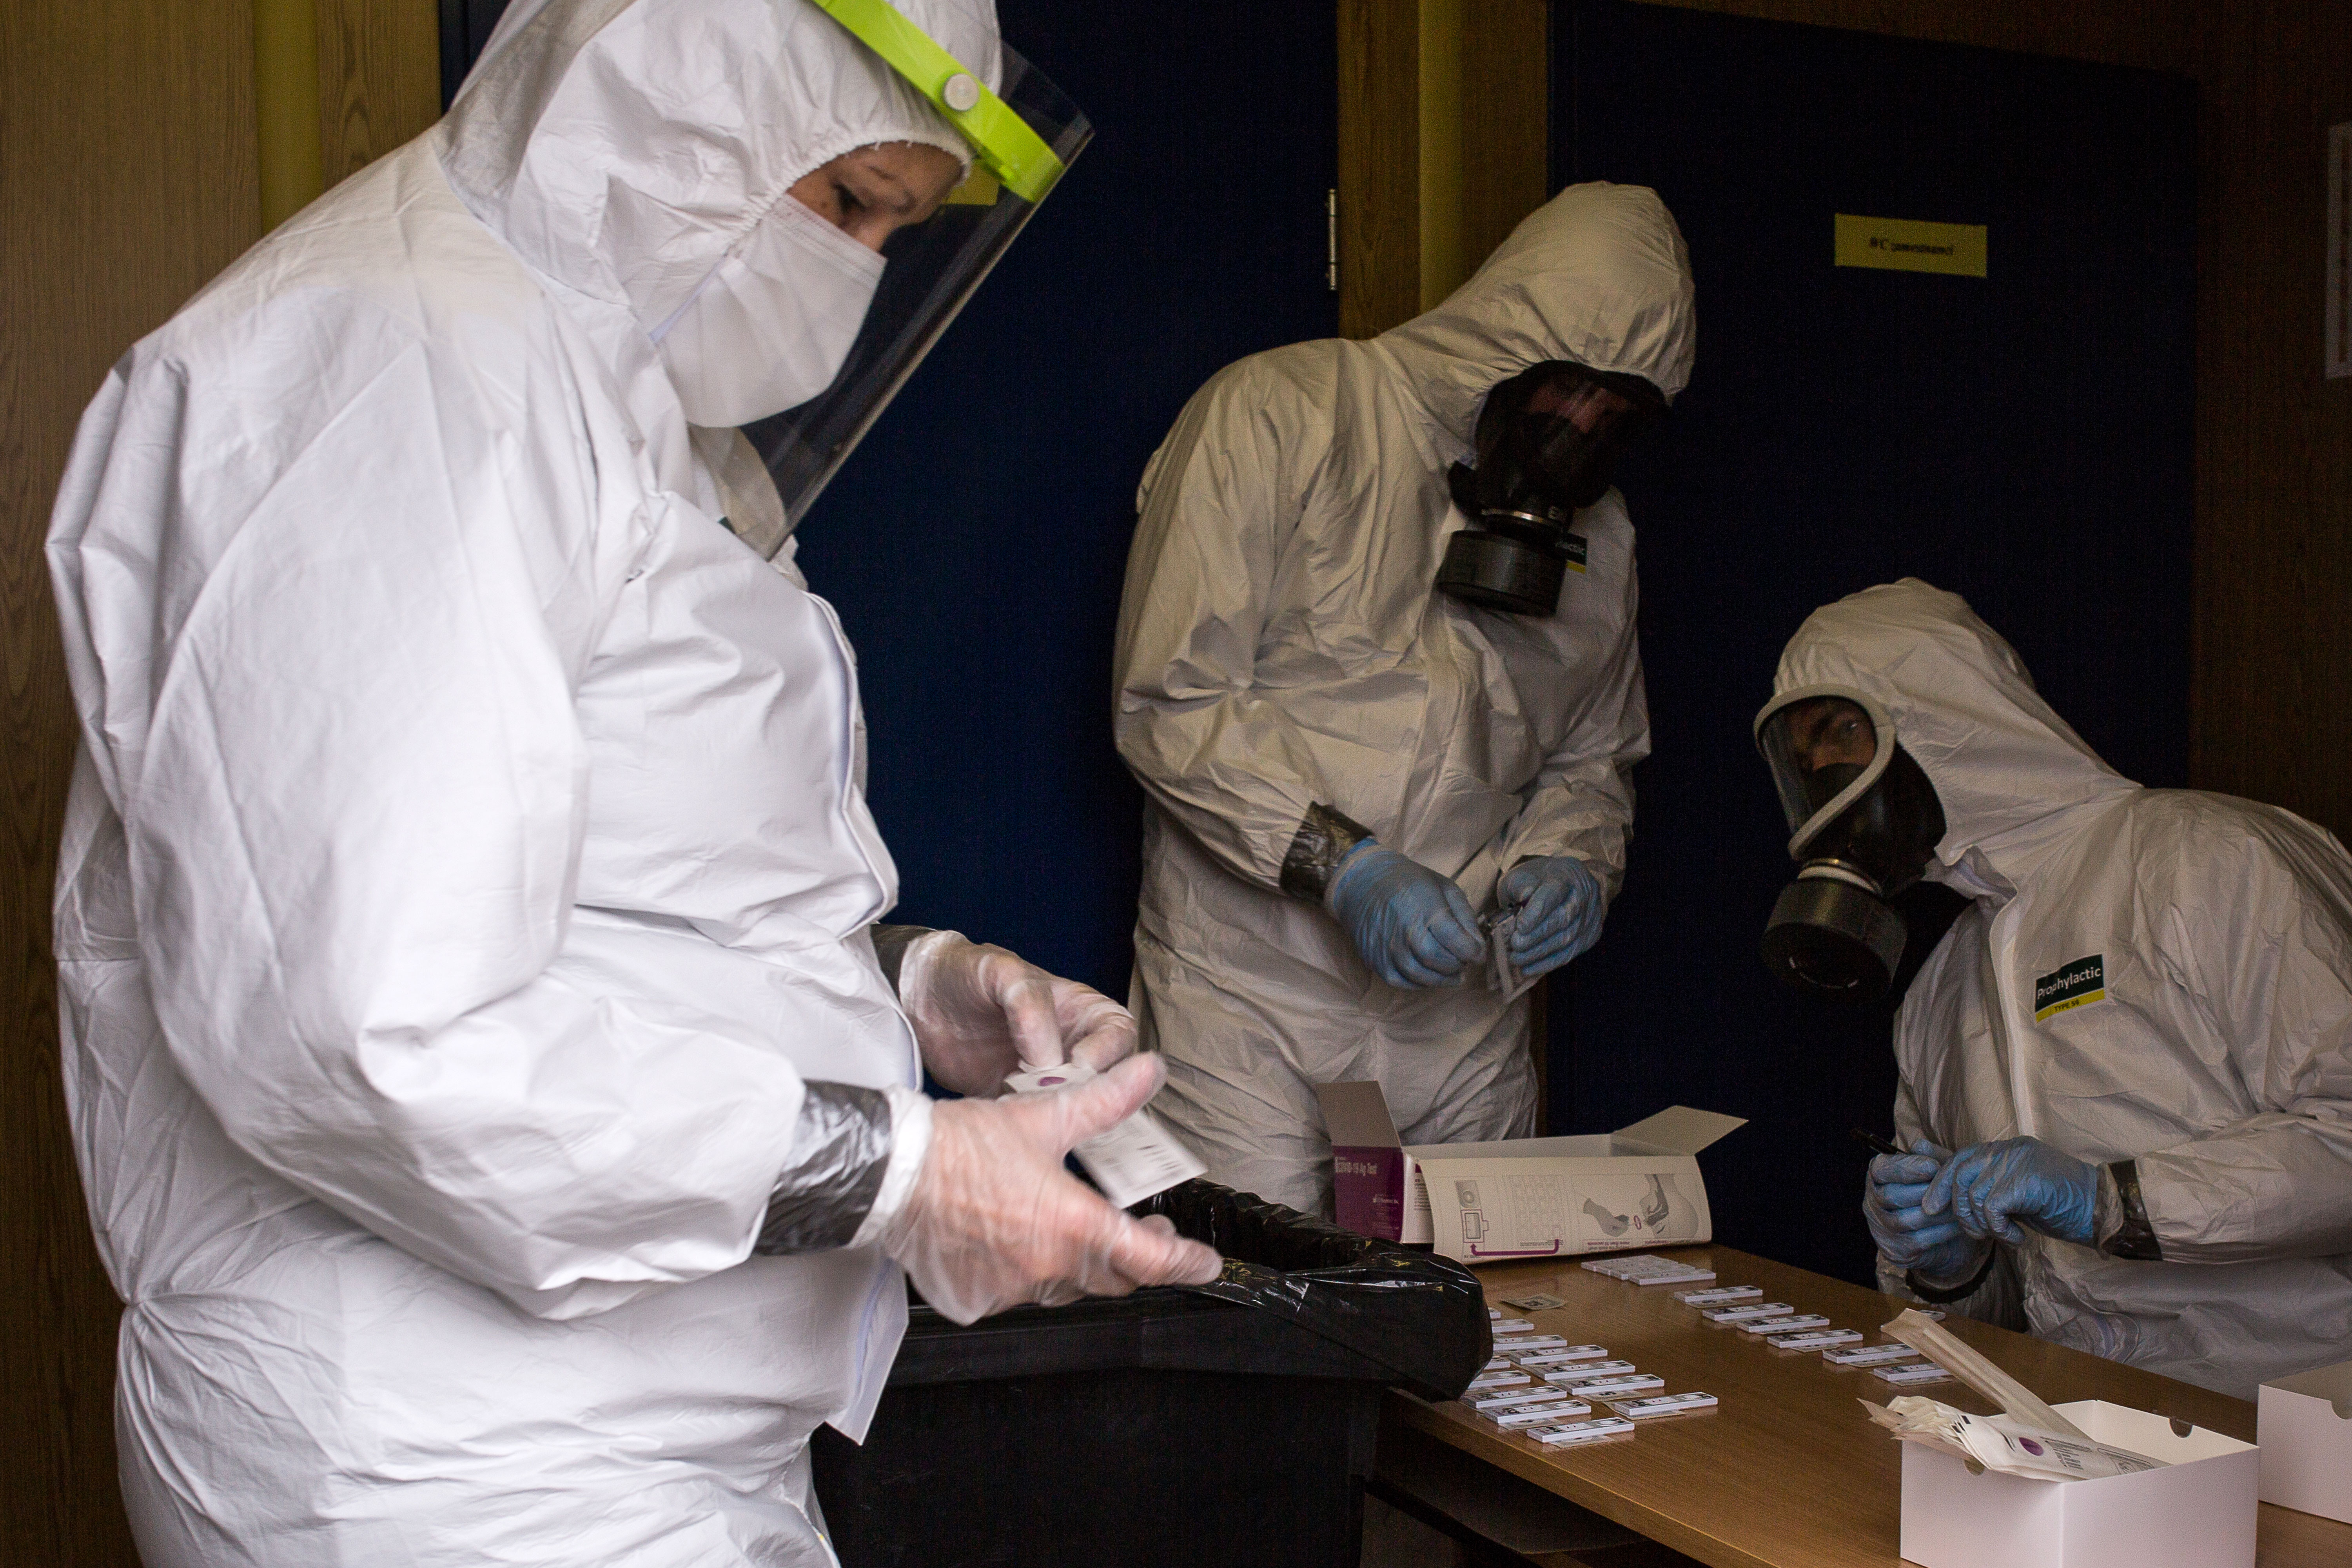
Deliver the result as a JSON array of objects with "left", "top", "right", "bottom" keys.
[{"left": 1003, "top": 1061, "right": 1205, "bottom": 1207}]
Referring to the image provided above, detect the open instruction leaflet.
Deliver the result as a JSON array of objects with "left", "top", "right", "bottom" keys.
[
  {"left": 1316, "top": 1083, "right": 1743, "bottom": 1256},
  {"left": 1411, "top": 1106, "right": 1746, "bottom": 1265}
]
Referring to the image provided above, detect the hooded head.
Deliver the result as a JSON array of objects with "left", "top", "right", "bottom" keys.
[
  {"left": 1380, "top": 181, "right": 1698, "bottom": 450},
  {"left": 1761, "top": 579, "right": 2137, "bottom": 877},
  {"left": 436, "top": 0, "right": 996, "bottom": 359}
]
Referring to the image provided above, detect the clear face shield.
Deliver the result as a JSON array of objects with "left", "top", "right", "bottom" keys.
[
  {"left": 1753, "top": 690, "right": 1946, "bottom": 1002},
  {"left": 733, "top": 3, "right": 1092, "bottom": 557}
]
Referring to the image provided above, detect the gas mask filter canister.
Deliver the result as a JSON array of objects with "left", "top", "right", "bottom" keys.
[
  {"left": 1754, "top": 693, "right": 1947, "bottom": 1003},
  {"left": 1436, "top": 362, "right": 1665, "bottom": 616}
]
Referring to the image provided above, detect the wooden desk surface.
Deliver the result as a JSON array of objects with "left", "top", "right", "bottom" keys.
[{"left": 1390, "top": 1245, "right": 2352, "bottom": 1568}]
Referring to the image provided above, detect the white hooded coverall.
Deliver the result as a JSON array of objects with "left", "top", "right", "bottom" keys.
[
  {"left": 46, "top": 0, "right": 1000, "bottom": 1561},
  {"left": 1774, "top": 581, "right": 2352, "bottom": 1399},
  {"left": 1113, "top": 185, "right": 1695, "bottom": 1214}
]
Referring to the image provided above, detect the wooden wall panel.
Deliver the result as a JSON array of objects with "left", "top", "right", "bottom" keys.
[
  {"left": 317, "top": 0, "right": 445, "bottom": 186},
  {"left": 2189, "top": 3, "right": 2352, "bottom": 834},
  {"left": 1460, "top": 0, "right": 1553, "bottom": 276},
  {"left": 0, "top": 0, "right": 261, "bottom": 1559},
  {"left": 1339, "top": 0, "right": 1424, "bottom": 337}
]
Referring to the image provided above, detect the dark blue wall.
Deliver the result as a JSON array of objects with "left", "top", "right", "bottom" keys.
[
  {"left": 793, "top": 4, "right": 1338, "bottom": 996},
  {"left": 1550, "top": 0, "right": 2196, "bottom": 1285}
]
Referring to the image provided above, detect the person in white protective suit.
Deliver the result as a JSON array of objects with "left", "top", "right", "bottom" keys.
[
  {"left": 44, "top": 1, "right": 1219, "bottom": 1562},
  {"left": 1755, "top": 579, "right": 2352, "bottom": 1400},
  {"left": 1114, "top": 184, "right": 1695, "bottom": 1214}
]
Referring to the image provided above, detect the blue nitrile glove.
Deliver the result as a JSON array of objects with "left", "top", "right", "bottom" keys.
[
  {"left": 1326, "top": 841, "right": 1485, "bottom": 989},
  {"left": 1864, "top": 1140, "right": 1989, "bottom": 1283},
  {"left": 1499, "top": 856, "right": 1607, "bottom": 978},
  {"left": 1924, "top": 1136, "right": 2099, "bottom": 1247}
]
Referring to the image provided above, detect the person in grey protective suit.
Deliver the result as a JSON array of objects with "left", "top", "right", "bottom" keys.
[
  {"left": 1759, "top": 579, "right": 2352, "bottom": 1400},
  {"left": 1112, "top": 183, "right": 1697, "bottom": 1214}
]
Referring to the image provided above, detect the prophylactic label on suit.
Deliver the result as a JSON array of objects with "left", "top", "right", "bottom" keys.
[{"left": 1003, "top": 1063, "right": 1204, "bottom": 1207}]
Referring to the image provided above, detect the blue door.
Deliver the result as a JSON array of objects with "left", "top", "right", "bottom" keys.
[
  {"left": 1551, "top": 0, "right": 2194, "bottom": 1281},
  {"left": 443, "top": 4, "right": 1340, "bottom": 999}
]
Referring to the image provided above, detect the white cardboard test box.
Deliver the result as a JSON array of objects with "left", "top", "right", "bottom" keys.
[
  {"left": 2258, "top": 1358, "right": 2352, "bottom": 1524},
  {"left": 1898, "top": 1399, "right": 2258, "bottom": 1568},
  {"left": 1313, "top": 1081, "right": 1742, "bottom": 1263}
]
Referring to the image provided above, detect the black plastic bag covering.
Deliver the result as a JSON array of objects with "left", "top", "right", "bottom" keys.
[{"left": 1135, "top": 1179, "right": 1492, "bottom": 1402}]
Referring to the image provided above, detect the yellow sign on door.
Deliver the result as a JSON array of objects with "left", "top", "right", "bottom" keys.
[{"left": 1834, "top": 214, "right": 1988, "bottom": 278}]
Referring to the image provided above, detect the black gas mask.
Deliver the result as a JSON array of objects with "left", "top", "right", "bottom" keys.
[
  {"left": 1754, "top": 693, "right": 1947, "bottom": 1003},
  {"left": 1436, "top": 361, "right": 1666, "bottom": 616}
]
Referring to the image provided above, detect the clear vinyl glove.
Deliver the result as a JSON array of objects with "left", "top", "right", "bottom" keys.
[
  {"left": 1326, "top": 841, "right": 1486, "bottom": 989},
  {"left": 897, "top": 930, "right": 1137, "bottom": 1097},
  {"left": 1924, "top": 1136, "right": 2099, "bottom": 1247},
  {"left": 882, "top": 1052, "right": 1224, "bottom": 1324},
  {"left": 1864, "top": 1140, "right": 1990, "bottom": 1283},
  {"left": 1499, "top": 855, "right": 1608, "bottom": 978}
]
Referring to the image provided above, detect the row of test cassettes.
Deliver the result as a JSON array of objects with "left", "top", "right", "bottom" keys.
[{"left": 1457, "top": 1255, "right": 1956, "bottom": 1447}]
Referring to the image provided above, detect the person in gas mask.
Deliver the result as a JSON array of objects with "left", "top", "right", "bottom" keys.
[
  {"left": 1756, "top": 579, "right": 2352, "bottom": 1399},
  {"left": 45, "top": 2, "right": 1218, "bottom": 1563},
  {"left": 1113, "top": 183, "right": 1695, "bottom": 1213}
]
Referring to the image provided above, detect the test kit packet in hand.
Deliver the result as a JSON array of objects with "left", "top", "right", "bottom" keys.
[
  {"left": 1485, "top": 913, "right": 1542, "bottom": 1004},
  {"left": 1002, "top": 1062, "right": 1205, "bottom": 1208}
]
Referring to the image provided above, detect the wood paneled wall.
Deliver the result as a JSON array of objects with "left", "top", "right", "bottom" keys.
[
  {"left": 317, "top": 0, "right": 444, "bottom": 187},
  {"left": 2, "top": 2, "right": 259, "bottom": 1557},
  {"left": 1, "top": 2, "right": 437, "bottom": 1561},
  {"left": 1346, "top": 0, "right": 2352, "bottom": 837}
]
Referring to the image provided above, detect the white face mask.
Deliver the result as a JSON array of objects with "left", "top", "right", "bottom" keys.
[{"left": 650, "top": 192, "right": 887, "bottom": 428}]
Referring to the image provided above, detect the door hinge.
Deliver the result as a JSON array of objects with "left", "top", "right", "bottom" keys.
[{"left": 1327, "top": 188, "right": 1339, "bottom": 292}]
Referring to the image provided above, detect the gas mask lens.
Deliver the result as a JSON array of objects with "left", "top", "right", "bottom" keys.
[
  {"left": 1436, "top": 362, "right": 1664, "bottom": 616},
  {"left": 1754, "top": 693, "right": 1947, "bottom": 1003}
]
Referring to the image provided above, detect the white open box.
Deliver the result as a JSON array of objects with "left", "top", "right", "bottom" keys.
[
  {"left": 1312, "top": 1082, "right": 1742, "bottom": 1262},
  {"left": 1898, "top": 1399, "right": 2257, "bottom": 1568},
  {"left": 2259, "top": 1358, "right": 2352, "bottom": 1523}
]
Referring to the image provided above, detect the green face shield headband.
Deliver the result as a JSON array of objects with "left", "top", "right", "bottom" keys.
[{"left": 735, "top": 2, "right": 1092, "bottom": 554}]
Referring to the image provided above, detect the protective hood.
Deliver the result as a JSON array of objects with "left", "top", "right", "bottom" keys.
[
  {"left": 436, "top": 0, "right": 995, "bottom": 349},
  {"left": 1379, "top": 181, "right": 1697, "bottom": 451},
  {"left": 1760, "top": 580, "right": 2138, "bottom": 876}
]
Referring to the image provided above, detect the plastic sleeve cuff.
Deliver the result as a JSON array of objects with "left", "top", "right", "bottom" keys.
[
  {"left": 755, "top": 1082, "right": 896, "bottom": 1255},
  {"left": 848, "top": 1086, "right": 933, "bottom": 1251},
  {"left": 2095, "top": 1159, "right": 2164, "bottom": 1261},
  {"left": 869, "top": 924, "right": 939, "bottom": 994},
  {"left": 1280, "top": 802, "right": 1374, "bottom": 902}
]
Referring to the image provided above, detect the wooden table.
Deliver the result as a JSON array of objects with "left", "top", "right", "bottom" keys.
[{"left": 1388, "top": 1245, "right": 2352, "bottom": 1568}]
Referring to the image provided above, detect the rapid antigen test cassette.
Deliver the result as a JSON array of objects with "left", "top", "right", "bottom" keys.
[
  {"left": 1821, "top": 1343, "right": 1923, "bottom": 1368},
  {"left": 1611, "top": 1392, "right": 1718, "bottom": 1419},
  {"left": 1674, "top": 1285, "right": 1762, "bottom": 1305},
  {"left": 1563, "top": 1374, "right": 1664, "bottom": 1397},
  {"left": 1702, "top": 1301, "right": 1794, "bottom": 1322},
  {"left": 1532, "top": 1416, "right": 1637, "bottom": 1446}
]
